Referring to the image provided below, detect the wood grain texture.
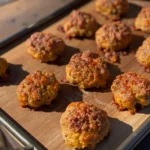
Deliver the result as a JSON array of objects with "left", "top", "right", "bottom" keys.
[
  {"left": 0, "top": 0, "right": 76, "bottom": 42},
  {"left": 0, "top": 0, "right": 150, "bottom": 150}
]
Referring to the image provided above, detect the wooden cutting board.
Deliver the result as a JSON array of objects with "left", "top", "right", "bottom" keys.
[{"left": 1, "top": 0, "right": 150, "bottom": 150}]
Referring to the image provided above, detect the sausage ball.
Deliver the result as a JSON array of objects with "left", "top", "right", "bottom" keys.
[
  {"left": 16, "top": 70, "right": 60, "bottom": 109},
  {"left": 111, "top": 72, "right": 150, "bottom": 114},
  {"left": 27, "top": 32, "right": 65, "bottom": 62},
  {"left": 60, "top": 102, "right": 110, "bottom": 149},
  {"left": 136, "top": 37, "right": 150, "bottom": 72},
  {"left": 96, "top": 0, "right": 128, "bottom": 20},
  {"left": 0, "top": 57, "right": 8, "bottom": 80},
  {"left": 63, "top": 10, "right": 98, "bottom": 38},
  {"left": 135, "top": 7, "right": 150, "bottom": 33},
  {"left": 66, "top": 51, "right": 111, "bottom": 89},
  {"left": 96, "top": 21, "right": 132, "bottom": 51}
]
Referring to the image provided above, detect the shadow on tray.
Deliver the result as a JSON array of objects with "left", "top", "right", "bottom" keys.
[
  {"left": 0, "top": 63, "right": 29, "bottom": 86},
  {"left": 125, "top": 3, "right": 141, "bottom": 19},
  {"left": 95, "top": 117, "right": 133, "bottom": 150},
  {"left": 76, "top": 117, "right": 133, "bottom": 150},
  {"left": 130, "top": 34, "right": 145, "bottom": 54},
  {"left": 47, "top": 45, "right": 80, "bottom": 66},
  {"left": 136, "top": 104, "right": 150, "bottom": 115},
  {"left": 39, "top": 84, "right": 83, "bottom": 112}
]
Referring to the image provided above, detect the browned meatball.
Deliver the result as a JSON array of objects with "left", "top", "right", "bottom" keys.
[
  {"left": 60, "top": 102, "right": 110, "bottom": 149},
  {"left": 135, "top": 7, "right": 150, "bottom": 33},
  {"left": 66, "top": 51, "right": 111, "bottom": 89},
  {"left": 16, "top": 70, "right": 60, "bottom": 109},
  {"left": 136, "top": 37, "right": 150, "bottom": 72},
  {"left": 111, "top": 72, "right": 150, "bottom": 114},
  {"left": 96, "top": 21, "right": 132, "bottom": 51},
  {"left": 96, "top": 0, "right": 128, "bottom": 20},
  {"left": 0, "top": 57, "right": 9, "bottom": 80},
  {"left": 27, "top": 32, "right": 65, "bottom": 62},
  {"left": 63, "top": 10, "right": 98, "bottom": 37}
]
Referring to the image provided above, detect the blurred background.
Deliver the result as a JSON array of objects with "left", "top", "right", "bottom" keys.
[{"left": 0, "top": 0, "right": 79, "bottom": 47}]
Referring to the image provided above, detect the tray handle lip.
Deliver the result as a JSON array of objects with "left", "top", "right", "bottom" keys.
[
  {"left": 1, "top": 108, "right": 150, "bottom": 150},
  {"left": 116, "top": 116, "right": 150, "bottom": 150},
  {"left": 0, "top": 108, "right": 47, "bottom": 150},
  {"left": 0, "top": 0, "right": 90, "bottom": 49}
]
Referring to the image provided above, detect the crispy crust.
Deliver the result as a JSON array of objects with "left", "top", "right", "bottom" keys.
[
  {"left": 27, "top": 32, "right": 65, "bottom": 62},
  {"left": 16, "top": 70, "right": 60, "bottom": 108},
  {"left": 66, "top": 51, "right": 110, "bottom": 89},
  {"left": 96, "top": 0, "right": 128, "bottom": 20},
  {"left": 63, "top": 10, "right": 98, "bottom": 37},
  {"left": 0, "top": 57, "right": 8, "bottom": 79},
  {"left": 136, "top": 37, "right": 150, "bottom": 70},
  {"left": 60, "top": 102, "right": 110, "bottom": 149},
  {"left": 96, "top": 21, "right": 132, "bottom": 51},
  {"left": 111, "top": 72, "right": 150, "bottom": 114},
  {"left": 135, "top": 7, "right": 150, "bottom": 33}
]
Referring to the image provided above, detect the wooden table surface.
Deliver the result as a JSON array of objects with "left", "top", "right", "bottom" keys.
[
  {"left": 0, "top": 0, "right": 76, "bottom": 44},
  {"left": 0, "top": 0, "right": 150, "bottom": 150}
]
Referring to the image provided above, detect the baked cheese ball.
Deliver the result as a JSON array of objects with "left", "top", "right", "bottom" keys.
[
  {"left": 63, "top": 10, "right": 98, "bottom": 37},
  {"left": 111, "top": 72, "right": 150, "bottom": 114},
  {"left": 96, "top": 21, "right": 132, "bottom": 51},
  {"left": 66, "top": 51, "right": 110, "bottom": 89},
  {"left": 27, "top": 32, "right": 65, "bottom": 62},
  {"left": 136, "top": 37, "right": 150, "bottom": 72},
  {"left": 96, "top": 0, "right": 128, "bottom": 20},
  {"left": 135, "top": 7, "right": 150, "bottom": 33},
  {"left": 60, "top": 102, "right": 110, "bottom": 149},
  {"left": 16, "top": 70, "right": 60, "bottom": 109},
  {"left": 0, "top": 57, "right": 8, "bottom": 80}
]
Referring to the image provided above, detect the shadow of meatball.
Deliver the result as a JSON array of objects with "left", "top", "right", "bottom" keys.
[
  {"left": 47, "top": 45, "right": 80, "bottom": 66},
  {"left": 39, "top": 84, "right": 83, "bottom": 112},
  {"left": 125, "top": 3, "right": 142, "bottom": 19},
  {"left": 77, "top": 34, "right": 96, "bottom": 41},
  {"left": 94, "top": 117, "right": 133, "bottom": 150},
  {"left": 135, "top": 104, "right": 150, "bottom": 114},
  {"left": 0, "top": 63, "right": 29, "bottom": 86},
  {"left": 74, "top": 34, "right": 95, "bottom": 41},
  {"left": 85, "top": 86, "right": 111, "bottom": 93},
  {"left": 107, "top": 63, "right": 124, "bottom": 80},
  {"left": 130, "top": 34, "right": 145, "bottom": 53}
]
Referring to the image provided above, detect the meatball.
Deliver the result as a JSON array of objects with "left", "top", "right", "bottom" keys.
[
  {"left": 96, "top": 21, "right": 132, "bottom": 51},
  {"left": 0, "top": 57, "right": 8, "bottom": 80},
  {"left": 96, "top": 0, "right": 128, "bottom": 20},
  {"left": 27, "top": 32, "right": 65, "bottom": 62},
  {"left": 60, "top": 102, "right": 110, "bottom": 149},
  {"left": 111, "top": 72, "right": 150, "bottom": 114},
  {"left": 16, "top": 70, "right": 60, "bottom": 109},
  {"left": 63, "top": 10, "right": 98, "bottom": 38},
  {"left": 136, "top": 37, "right": 150, "bottom": 72},
  {"left": 135, "top": 7, "right": 150, "bottom": 33},
  {"left": 66, "top": 51, "right": 111, "bottom": 89}
]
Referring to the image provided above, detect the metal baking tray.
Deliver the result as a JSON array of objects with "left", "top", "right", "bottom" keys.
[{"left": 0, "top": 0, "right": 150, "bottom": 150}]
